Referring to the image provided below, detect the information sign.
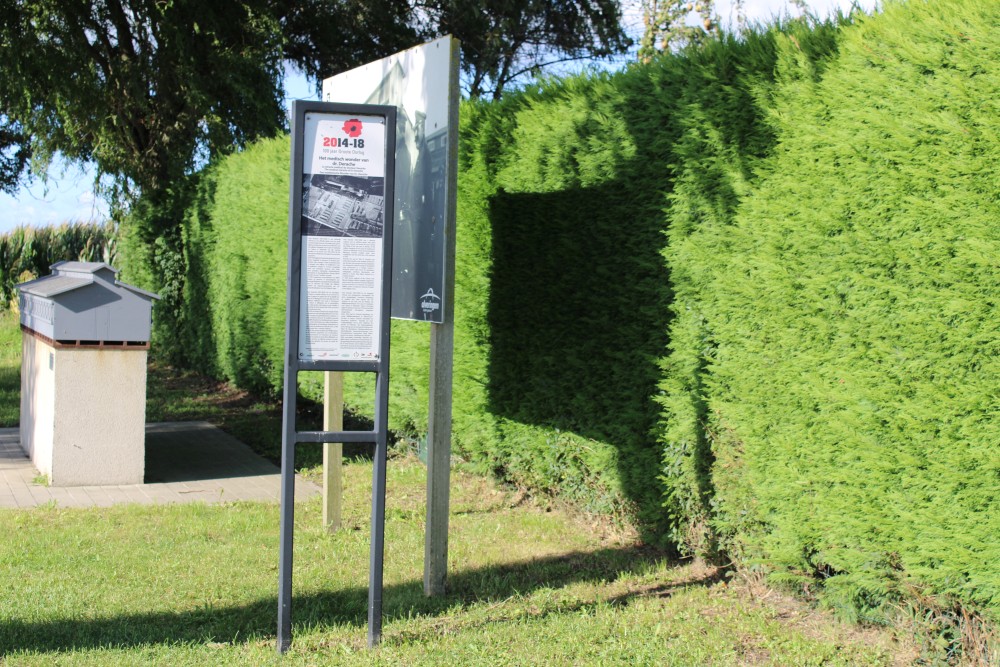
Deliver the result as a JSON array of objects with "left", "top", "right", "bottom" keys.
[
  {"left": 279, "top": 101, "right": 396, "bottom": 653},
  {"left": 298, "top": 112, "right": 388, "bottom": 362}
]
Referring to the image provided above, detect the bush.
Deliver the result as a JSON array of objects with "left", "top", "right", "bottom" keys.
[{"left": 690, "top": 0, "right": 1000, "bottom": 622}]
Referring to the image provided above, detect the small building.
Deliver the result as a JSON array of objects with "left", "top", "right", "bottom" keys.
[{"left": 17, "top": 262, "right": 159, "bottom": 486}]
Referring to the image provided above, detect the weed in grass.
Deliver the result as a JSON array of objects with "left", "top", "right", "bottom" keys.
[{"left": 895, "top": 592, "right": 1000, "bottom": 667}]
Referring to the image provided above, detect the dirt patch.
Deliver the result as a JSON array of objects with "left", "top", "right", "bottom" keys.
[{"left": 730, "top": 569, "right": 922, "bottom": 666}]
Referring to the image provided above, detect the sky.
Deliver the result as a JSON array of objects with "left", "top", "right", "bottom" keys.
[{"left": 0, "top": 0, "right": 875, "bottom": 235}]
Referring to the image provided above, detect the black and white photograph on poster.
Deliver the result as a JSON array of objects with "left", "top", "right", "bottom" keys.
[
  {"left": 297, "top": 112, "right": 387, "bottom": 363},
  {"left": 302, "top": 174, "right": 385, "bottom": 238}
]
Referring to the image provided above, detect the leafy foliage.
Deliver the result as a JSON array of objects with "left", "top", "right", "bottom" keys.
[
  {"left": 0, "top": 0, "right": 632, "bottom": 358},
  {"left": 638, "top": 0, "right": 719, "bottom": 58},
  {"left": 280, "top": 0, "right": 420, "bottom": 87},
  {"left": 0, "top": 0, "right": 628, "bottom": 198},
  {"left": 0, "top": 221, "right": 119, "bottom": 308},
  {"left": 419, "top": 0, "right": 631, "bottom": 98},
  {"left": 657, "top": 14, "right": 845, "bottom": 556},
  {"left": 0, "top": 117, "right": 31, "bottom": 195},
  {"left": 692, "top": 0, "right": 1000, "bottom": 624},
  {"left": 1, "top": 1, "right": 284, "bottom": 199}
]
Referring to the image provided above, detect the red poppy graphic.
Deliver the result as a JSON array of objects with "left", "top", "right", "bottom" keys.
[{"left": 342, "top": 118, "right": 363, "bottom": 137}]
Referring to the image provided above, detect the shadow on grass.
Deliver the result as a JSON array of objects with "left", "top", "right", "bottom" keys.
[
  {"left": 0, "top": 365, "right": 19, "bottom": 428},
  {"left": 0, "top": 545, "right": 707, "bottom": 654},
  {"left": 144, "top": 359, "right": 378, "bottom": 470}
]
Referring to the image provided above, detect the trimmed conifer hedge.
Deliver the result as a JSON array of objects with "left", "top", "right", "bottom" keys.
[
  {"left": 126, "top": 0, "right": 998, "bottom": 630},
  {"left": 683, "top": 0, "right": 1000, "bottom": 623}
]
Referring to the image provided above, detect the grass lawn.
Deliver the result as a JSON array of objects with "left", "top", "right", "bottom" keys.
[
  {"left": 0, "top": 463, "right": 911, "bottom": 666},
  {"left": 0, "top": 309, "right": 914, "bottom": 665},
  {"left": 0, "top": 309, "right": 22, "bottom": 426}
]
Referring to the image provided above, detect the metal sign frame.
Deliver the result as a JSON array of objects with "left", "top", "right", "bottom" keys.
[{"left": 278, "top": 100, "right": 396, "bottom": 652}]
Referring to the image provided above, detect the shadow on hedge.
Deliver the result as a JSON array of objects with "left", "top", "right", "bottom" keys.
[{"left": 486, "top": 182, "right": 672, "bottom": 540}]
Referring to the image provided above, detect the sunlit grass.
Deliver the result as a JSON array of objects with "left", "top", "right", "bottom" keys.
[{"left": 0, "top": 456, "right": 903, "bottom": 666}]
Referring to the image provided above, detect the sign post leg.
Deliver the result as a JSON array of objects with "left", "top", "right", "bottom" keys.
[
  {"left": 277, "top": 388, "right": 297, "bottom": 653},
  {"left": 424, "top": 82, "right": 457, "bottom": 595},
  {"left": 367, "top": 434, "right": 387, "bottom": 647},
  {"left": 368, "top": 367, "right": 390, "bottom": 647},
  {"left": 424, "top": 321, "right": 453, "bottom": 596},
  {"left": 323, "top": 371, "right": 344, "bottom": 531}
]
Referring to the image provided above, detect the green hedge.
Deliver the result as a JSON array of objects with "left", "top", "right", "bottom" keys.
[
  {"left": 684, "top": 0, "right": 1000, "bottom": 623},
  {"left": 165, "top": 18, "right": 829, "bottom": 538},
  {"left": 129, "top": 0, "right": 998, "bottom": 630},
  {"left": 449, "top": 27, "right": 845, "bottom": 536}
]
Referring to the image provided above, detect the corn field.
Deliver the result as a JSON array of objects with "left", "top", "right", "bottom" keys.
[{"left": 0, "top": 222, "right": 119, "bottom": 309}]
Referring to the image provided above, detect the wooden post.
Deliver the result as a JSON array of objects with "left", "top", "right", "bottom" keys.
[{"left": 323, "top": 371, "right": 344, "bottom": 531}]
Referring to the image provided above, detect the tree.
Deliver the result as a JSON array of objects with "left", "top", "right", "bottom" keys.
[
  {"left": 416, "top": 0, "right": 631, "bottom": 99},
  {"left": 0, "top": 0, "right": 630, "bottom": 363},
  {"left": 638, "top": 0, "right": 720, "bottom": 59},
  {"left": 0, "top": 118, "right": 30, "bottom": 196},
  {"left": 638, "top": 0, "right": 821, "bottom": 59},
  {"left": 280, "top": 0, "right": 419, "bottom": 87},
  {"left": 0, "top": 0, "right": 421, "bottom": 360},
  {"left": 0, "top": 0, "right": 418, "bottom": 207},
  {"left": 0, "top": 0, "right": 630, "bottom": 199}
]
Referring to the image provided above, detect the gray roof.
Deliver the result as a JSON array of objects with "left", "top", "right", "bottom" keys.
[
  {"left": 49, "top": 261, "right": 118, "bottom": 274},
  {"left": 16, "top": 262, "right": 159, "bottom": 301},
  {"left": 117, "top": 283, "right": 160, "bottom": 300},
  {"left": 17, "top": 275, "right": 91, "bottom": 298}
]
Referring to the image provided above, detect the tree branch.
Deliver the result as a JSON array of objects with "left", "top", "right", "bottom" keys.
[{"left": 503, "top": 52, "right": 610, "bottom": 87}]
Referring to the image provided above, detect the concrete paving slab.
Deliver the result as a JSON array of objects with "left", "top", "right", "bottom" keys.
[{"left": 0, "top": 421, "right": 319, "bottom": 509}]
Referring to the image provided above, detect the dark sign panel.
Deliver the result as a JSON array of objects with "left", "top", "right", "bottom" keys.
[{"left": 280, "top": 101, "right": 396, "bottom": 652}]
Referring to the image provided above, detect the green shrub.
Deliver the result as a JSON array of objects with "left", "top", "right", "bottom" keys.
[
  {"left": 136, "top": 17, "right": 851, "bottom": 544},
  {"left": 129, "top": 0, "right": 999, "bottom": 632},
  {"left": 692, "top": 0, "right": 1000, "bottom": 624}
]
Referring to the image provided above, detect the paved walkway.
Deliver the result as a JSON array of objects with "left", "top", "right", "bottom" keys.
[{"left": 0, "top": 421, "right": 319, "bottom": 509}]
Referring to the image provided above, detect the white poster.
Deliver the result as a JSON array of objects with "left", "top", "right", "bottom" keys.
[{"left": 298, "top": 112, "right": 387, "bottom": 362}]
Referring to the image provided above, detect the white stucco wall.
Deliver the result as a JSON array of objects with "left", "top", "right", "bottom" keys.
[
  {"left": 20, "top": 332, "right": 55, "bottom": 477},
  {"left": 50, "top": 346, "right": 148, "bottom": 486},
  {"left": 20, "top": 331, "right": 148, "bottom": 486}
]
